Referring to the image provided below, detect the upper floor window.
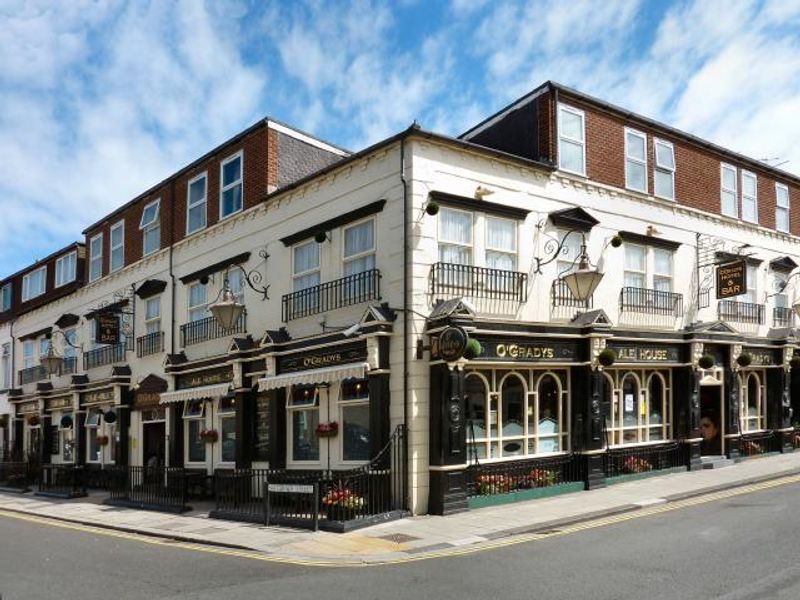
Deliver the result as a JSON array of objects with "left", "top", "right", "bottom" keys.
[
  {"left": 624, "top": 244, "right": 673, "bottom": 291},
  {"left": 220, "top": 152, "right": 243, "bottom": 219},
  {"left": 776, "top": 183, "right": 790, "bottom": 233},
  {"left": 145, "top": 296, "right": 161, "bottom": 334},
  {"left": 89, "top": 234, "right": 103, "bottom": 282},
  {"left": 743, "top": 264, "right": 759, "bottom": 304},
  {"left": 23, "top": 340, "right": 35, "bottom": 369},
  {"left": 438, "top": 207, "right": 518, "bottom": 270},
  {"left": 227, "top": 269, "right": 244, "bottom": 303},
  {"left": 187, "top": 282, "right": 208, "bottom": 322},
  {"left": 624, "top": 128, "right": 647, "bottom": 193},
  {"left": 1, "top": 343, "right": 10, "bottom": 389},
  {"left": 55, "top": 251, "right": 77, "bottom": 287},
  {"left": 485, "top": 216, "right": 517, "bottom": 271},
  {"left": 343, "top": 219, "right": 376, "bottom": 276},
  {"left": 654, "top": 139, "right": 675, "bottom": 200},
  {"left": 110, "top": 220, "right": 125, "bottom": 272},
  {"left": 721, "top": 164, "right": 738, "bottom": 218},
  {"left": 187, "top": 173, "right": 207, "bottom": 235},
  {"left": 556, "top": 230, "right": 583, "bottom": 276},
  {"left": 557, "top": 104, "right": 585, "bottom": 175},
  {"left": 438, "top": 207, "right": 473, "bottom": 265},
  {"left": 63, "top": 328, "right": 77, "bottom": 360},
  {"left": 773, "top": 271, "right": 788, "bottom": 310},
  {"left": 22, "top": 266, "right": 46, "bottom": 301},
  {"left": 741, "top": 171, "right": 758, "bottom": 223},
  {"left": 1, "top": 283, "right": 11, "bottom": 312},
  {"left": 140, "top": 199, "right": 161, "bottom": 256},
  {"left": 293, "top": 241, "right": 320, "bottom": 291}
]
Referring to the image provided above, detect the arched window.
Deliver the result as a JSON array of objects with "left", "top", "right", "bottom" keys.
[
  {"left": 465, "top": 374, "right": 488, "bottom": 460},
  {"left": 537, "top": 374, "right": 561, "bottom": 454},
  {"left": 647, "top": 374, "right": 665, "bottom": 441},
  {"left": 621, "top": 374, "right": 640, "bottom": 443},
  {"left": 743, "top": 372, "right": 764, "bottom": 432},
  {"left": 501, "top": 374, "right": 525, "bottom": 457}
]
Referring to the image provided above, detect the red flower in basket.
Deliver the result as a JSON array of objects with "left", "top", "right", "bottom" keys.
[
  {"left": 199, "top": 428, "right": 219, "bottom": 443},
  {"left": 96, "top": 435, "right": 110, "bottom": 446},
  {"left": 316, "top": 422, "right": 339, "bottom": 438}
]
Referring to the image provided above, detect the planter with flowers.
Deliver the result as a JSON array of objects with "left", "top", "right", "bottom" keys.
[
  {"left": 27, "top": 414, "right": 41, "bottom": 426},
  {"left": 526, "top": 468, "right": 557, "bottom": 488},
  {"left": 96, "top": 435, "right": 110, "bottom": 446},
  {"left": 322, "top": 484, "right": 366, "bottom": 521},
  {"left": 621, "top": 456, "right": 652, "bottom": 474},
  {"left": 741, "top": 439, "right": 763, "bottom": 456},
  {"left": 198, "top": 428, "right": 219, "bottom": 443},
  {"left": 316, "top": 422, "right": 339, "bottom": 438}
]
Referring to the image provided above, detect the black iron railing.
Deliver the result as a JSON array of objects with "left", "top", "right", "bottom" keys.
[
  {"left": 282, "top": 269, "right": 381, "bottom": 322},
  {"left": 107, "top": 466, "right": 188, "bottom": 512},
  {"left": 739, "top": 430, "right": 779, "bottom": 457},
  {"left": 180, "top": 312, "right": 246, "bottom": 346},
  {"left": 718, "top": 300, "right": 765, "bottom": 324},
  {"left": 18, "top": 365, "right": 48, "bottom": 385},
  {"left": 551, "top": 279, "right": 592, "bottom": 309},
  {"left": 604, "top": 441, "right": 684, "bottom": 477},
  {"left": 137, "top": 331, "right": 164, "bottom": 357},
  {"left": 211, "top": 425, "right": 407, "bottom": 531},
  {"left": 619, "top": 287, "right": 683, "bottom": 316},
  {"left": 83, "top": 339, "right": 133, "bottom": 370},
  {"left": 0, "top": 462, "right": 29, "bottom": 490},
  {"left": 465, "top": 453, "right": 583, "bottom": 498},
  {"left": 38, "top": 464, "right": 86, "bottom": 496},
  {"left": 429, "top": 262, "right": 527, "bottom": 303},
  {"left": 773, "top": 307, "right": 794, "bottom": 328}
]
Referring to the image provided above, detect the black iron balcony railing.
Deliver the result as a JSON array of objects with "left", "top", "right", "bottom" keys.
[
  {"left": 773, "top": 306, "right": 794, "bottom": 328},
  {"left": 181, "top": 312, "right": 246, "bottom": 347},
  {"left": 551, "top": 279, "right": 592, "bottom": 309},
  {"left": 719, "top": 300, "right": 765, "bottom": 325},
  {"left": 282, "top": 269, "right": 381, "bottom": 322},
  {"left": 83, "top": 339, "right": 133, "bottom": 370},
  {"left": 429, "top": 262, "right": 527, "bottom": 303},
  {"left": 18, "top": 365, "right": 48, "bottom": 385},
  {"left": 137, "top": 331, "right": 164, "bottom": 358},
  {"left": 619, "top": 287, "right": 683, "bottom": 316}
]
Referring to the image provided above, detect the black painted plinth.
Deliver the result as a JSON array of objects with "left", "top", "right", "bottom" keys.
[
  {"left": 584, "top": 454, "right": 606, "bottom": 490},
  {"left": 683, "top": 440, "right": 703, "bottom": 471},
  {"left": 429, "top": 469, "right": 468, "bottom": 516}
]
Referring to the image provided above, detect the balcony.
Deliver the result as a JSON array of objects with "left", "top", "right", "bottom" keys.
[
  {"left": 551, "top": 279, "right": 592, "bottom": 321},
  {"left": 181, "top": 313, "right": 246, "bottom": 347},
  {"left": 619, "top": 287, "right": 683, "bottom": 317},
  {"left": 282, "top": 269, "right": 381, "bottom": 322},
  {"left": 18, "top": 365, "right": 48, "bottom": 386},
  {"left": 773, "top": 306, "right": 794, "bottom": 328},
  {"left": 429, "top": 263, "right": 527, "bottom": 304},
  {"left": 137, "top": 331, "right": 165, "bottom": 358},
  {"left": 83, "top": 339, "right": 133, "bottom": 370},
  {"left": 718, "top": 300, "right": 765, "bottom": 325}
]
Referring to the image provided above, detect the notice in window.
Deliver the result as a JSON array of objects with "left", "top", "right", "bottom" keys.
[{"left": 624, "top": 394, "right": 634, "bottom": 413}]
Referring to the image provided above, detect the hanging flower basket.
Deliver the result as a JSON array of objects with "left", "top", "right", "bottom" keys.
[
  {"left": 597, "top": 348, "right": 616, "bottom": 367},
  {"left": 27, "top": 414, "right": 41, "bottom": 426},
  {"left": 698, "top": 354, "right": 715, "bottom": 370},
  {"left": 97, "top": 435, "right": 110, "bottom": 446},
  {"left": 316, "top": 422, "right": 339, "bottom": 438},
  {"left": 198, "top": 428, "right": 218, "bottom": 443}
]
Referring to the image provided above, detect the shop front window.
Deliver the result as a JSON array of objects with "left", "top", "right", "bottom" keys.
[
  {"left": 289, "top": 386, "right": 320, "bottom": 462},
  {"left": 86, "top": 411, "right": 101, "bottom": 462},
  {"left": 219, "top": 397, "right": 236, "bottom": 463},
  {"left": 605, "top": 369, "right": 673, "bottom": 446},
  {"left": 183, "top": 400, "right": 206, "bottom": 463},
  {"left": 466, "top": 374, "right": 488, "bottom": 460},
  {"left": 536, "top": 375, "right": 561, "bottom": 454},
  {"left": 340, "top": 379, "right": 370, "bottom": 462},
  {"left": 501, "top": 375, "right": 525, "bottom": 457},
  {"left": 741, "top": 372, "right": 765, "bottom": 432},
  {"left": 621, "top": 375, "right": 640, "bottom": 443}
]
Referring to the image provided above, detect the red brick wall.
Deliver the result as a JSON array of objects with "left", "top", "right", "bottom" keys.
[
  {"left": 553, "top": 92, "right": 799, "bottom": 236},
  {"left": 537, "top": 91, "right": 554, "bottom": 163}
]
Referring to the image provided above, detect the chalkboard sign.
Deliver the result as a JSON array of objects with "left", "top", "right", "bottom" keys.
[{"left": 254, "top": 392, "right": 271, "bottom": 462}]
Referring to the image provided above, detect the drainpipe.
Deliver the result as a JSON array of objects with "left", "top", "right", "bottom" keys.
[
  {"left": 400, "top": 134, "right": 410, "bottom": 509},
  {"left": 168, "top": 180, "right": 177, "bottom": 355}
]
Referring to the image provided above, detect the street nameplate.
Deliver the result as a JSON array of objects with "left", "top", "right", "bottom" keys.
[{"left": 267, "top": 483, "right": 315, "bottom": 494}]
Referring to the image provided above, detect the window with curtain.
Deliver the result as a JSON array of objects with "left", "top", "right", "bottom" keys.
[
  {"left": 187, "top": 282, "right": 208, "bottom": 322},
  {"left": 343, "top": 219, "right": 376, "bottom": 276},
  {"left": 485, "top": 216, "right": 516, "bottom": 271},
  {"left": 293, "top": 241, "right": 320, "bottom": 290},
  {"left": 721, "top": 164, "right": 738, "bottom": 218},
  {"left": 145, "top": 297, "right": 161, "bottom": 334},
  {"left": 743, "top": 264, "right": 759, "bottom": 304},
  {"left": 558, "top": 104, "right": 585, "bottom": 175},
  {"left": 438, "top": 208, "right": 473, "bottom": 265},
  {"left": 227, "top": 269, "right": 244, "bottom": 303},
  {"left": 654, "top": 139, "right": 675, "bottom": 200},
  {"left": 23, "top": 340, "right": 35, "bottom": 369},
  {"left": 89, "top": 234, "right": 103, "bottom": 282},
  {"left": 741, "top": 171, "right": 758, "bottom": 223},
  {"left": 624, "top": 244, "right": 646, "bottom": 288}
]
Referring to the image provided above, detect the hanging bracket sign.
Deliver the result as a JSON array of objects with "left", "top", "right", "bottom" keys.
[
  {"left": 438, "top": 326, "right": 468, "bottom": 362},
  {"left": 716, "top": 260, "right": 747, "bottom": 299},
  {"left": 96, "top": 312, "right": 121, "bottom": 345}
]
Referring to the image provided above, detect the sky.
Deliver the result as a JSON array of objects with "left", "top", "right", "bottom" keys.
[{"left": 1, "top": 0, "right": 800, "bottom": 277}]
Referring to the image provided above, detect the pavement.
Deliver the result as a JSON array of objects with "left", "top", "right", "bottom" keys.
[{"left": 2, "top": 452, "right": 800, "bottom": 566}]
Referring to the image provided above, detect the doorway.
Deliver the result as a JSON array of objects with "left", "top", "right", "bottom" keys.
[
  {"left": 142, "top": 422, "right": 166, "bottom": 468},
  {"left": 700, "top": 385, "right": 724, "bottom": 456}
]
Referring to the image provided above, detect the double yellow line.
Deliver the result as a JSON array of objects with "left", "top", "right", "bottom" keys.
[{"left": 2, "top": 473, "right": 798, "bottom": 568}]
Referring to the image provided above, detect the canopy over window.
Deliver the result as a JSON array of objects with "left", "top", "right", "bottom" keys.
[
  {"left": 257, "top": 363, "right": 370, "bottom": 392},
  {"left": 159, "top": 382, "right": 231, "bottom": 404}
]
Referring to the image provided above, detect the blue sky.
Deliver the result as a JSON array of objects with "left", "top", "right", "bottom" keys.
[{"left": 1, "top": 0, "right": 799, "bottom": 276}]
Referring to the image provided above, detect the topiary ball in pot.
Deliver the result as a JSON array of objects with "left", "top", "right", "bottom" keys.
[
  {"left": 463, "top": 338, "right": 482, "bottom": 360},
  {"left": 698, "top": 354, "right": 715, "bottom": 370},
  {"left": 736, "top": 353, "right": 752, "bottom": 368},
  {"left": 314, "top": 231, "right": 328, "bottom": 244},
  {"left": 103, "top": 410, "right": 117, "bottom": 424},
  {"left": 60, "top": 414, "right": 73, "bottom": 429},
  {"left": 597, "top": 348, "right": 616, "bottom": 367},
  {"left": 425, "top": 201, "right": 440, "bottom": 216},
  {"left": 610, "top": 234, "right": 623, "bottom": 248}
]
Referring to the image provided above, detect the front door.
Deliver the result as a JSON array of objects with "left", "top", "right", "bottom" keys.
[
  {"left": 700, "top": 386, "right": 724, "bottom": 456},
  {"left": 142, "top": 422, "right": 166, "bottom": 467}
]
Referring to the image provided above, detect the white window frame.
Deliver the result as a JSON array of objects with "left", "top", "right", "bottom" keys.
[
  {"left": 292, "top": 240, "right": 321, "bottom": 291},
  {"left": 338, "top": 379, "right": 370, "bottom": 464},
  {"left": 741, "top": 170, "right": 758, "bottom": 224},
  {"left": 623, "top": 243, "right": 674, "bottom": 292},
  {"left": 1, "top": 283, "right": 11, "bottom": 312},
  {"left": 1, "top": 343, "right": 10, "bottom": 389},
  {"left": 23, "top": 340, "right": 35, "bottom": 369},
  {"left": 109, "top": 220, "right": 125, "bottom": 273},
  {"left": 438, "top": 206, "right": 474, "bottom": 265},
  {"left": 219, "top": 151, "right": 244, "bottom": 220},
  {"left": 721, "top": 163, "right": 738, "bottom": 218},
  {"left": 140, "top": 198, "right": 161, "bottom": 257},
  {"left": 485, "top": 215, "right": 518, "bottom": 271},
  {"left": 89, "top": 233, "right": 103, "bottom": 282},
  {"left": 624, "top": 128, "right": 648, "bottom": 194},
  {"left": 557, "top": 104, "right": 586, "bottom": 176},
  {"left": 186, "top": 172, "right": 208, "bottom": 235},
  {"left": 342, "top": 217, "right": 376, "bottom": 277},
  {"left": 776, "top": 183, "right": 790, "bottom": 233},
  {"left": 286, "top": 385, "right": 322, "bottom": 466},
  {"left": 653, "top": 138, "right": 675, "bottom": 201},
  {"left": 22, "top": 266, "right": 47, "bottom": 302},
  {"left": 183, "top": 400, "right": 206, "bottom": 464},
  {"left": 54, "top": 251, "right": 77, "bottom": 288},
  {"left": 739, "top": 371, "right": 766, "bottom": 432},
  {"left": 187, "top": 282, "right": 208, "bottom": 323},
  {"left": 144, "top": 296, "right": 161, "bottom": 334},
  {"left": 605, "top": 369, "right": 672, "bottom": 446},
  {"left": 217, "top": 397, "right": 237, "bottom": 464}
]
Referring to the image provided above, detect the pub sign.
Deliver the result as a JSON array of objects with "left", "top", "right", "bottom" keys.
[
  {"left": 96, "top": 312, "right": 120, "bottom": 345},
  {"left": 716, "top": 260, "right": 747, "bottom": 299}
]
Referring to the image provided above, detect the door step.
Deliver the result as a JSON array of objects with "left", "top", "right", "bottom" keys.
[{"left": 700, "top": 456, "right": 735, "bottom": 469}]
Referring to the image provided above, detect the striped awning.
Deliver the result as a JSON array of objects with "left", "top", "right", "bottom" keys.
[
  {"left": 257, "top": 362, "right": 370, "bottom": 392},
  {"left": 159, "top": 382, "right": 232, "bottom": 404}
]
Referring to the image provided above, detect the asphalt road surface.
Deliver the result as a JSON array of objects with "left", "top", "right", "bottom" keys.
[{"left": 2, "top": 481, "right": 800, "bottom": 600}]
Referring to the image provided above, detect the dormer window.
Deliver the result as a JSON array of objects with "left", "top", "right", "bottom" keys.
[
  {"left": 1, "top": 283, "right": 11, "bottom": 312},
  {"left": 220, "top": 152, "right": 243, "bottom": 219},
  {"left": 140, "top": 199, "right": 161, "bottom": 256},
  {"left": 22, "top": 266, "right": 46, "bottom": 301},
  {"left": 55, "top": 251, "right": 77, "bottom": 287},
  {"left": 110, "top": 220, "right": 125, "bottom": 272}
]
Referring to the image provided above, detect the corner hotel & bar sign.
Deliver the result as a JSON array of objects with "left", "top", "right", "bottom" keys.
[{"left": 716, "top": 260, "right": 747, "bottom": 299}]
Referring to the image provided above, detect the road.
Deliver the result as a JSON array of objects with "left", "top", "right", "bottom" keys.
[{"left": 2, "top": 481, "right": 800, "bottom": 600}]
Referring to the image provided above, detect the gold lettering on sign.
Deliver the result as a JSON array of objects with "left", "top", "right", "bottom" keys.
[
  {"left": 615, "top": 347, "right": 672, "bottom": 362},
  {"left": 496, "top": 344, "right": 555, "bottom": 360},
  {"left": 303, "top": 353, "right": 341, "bottom": 368},
  {"left": 82, "top": 389, "right": 114, "bottom": 405}
]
